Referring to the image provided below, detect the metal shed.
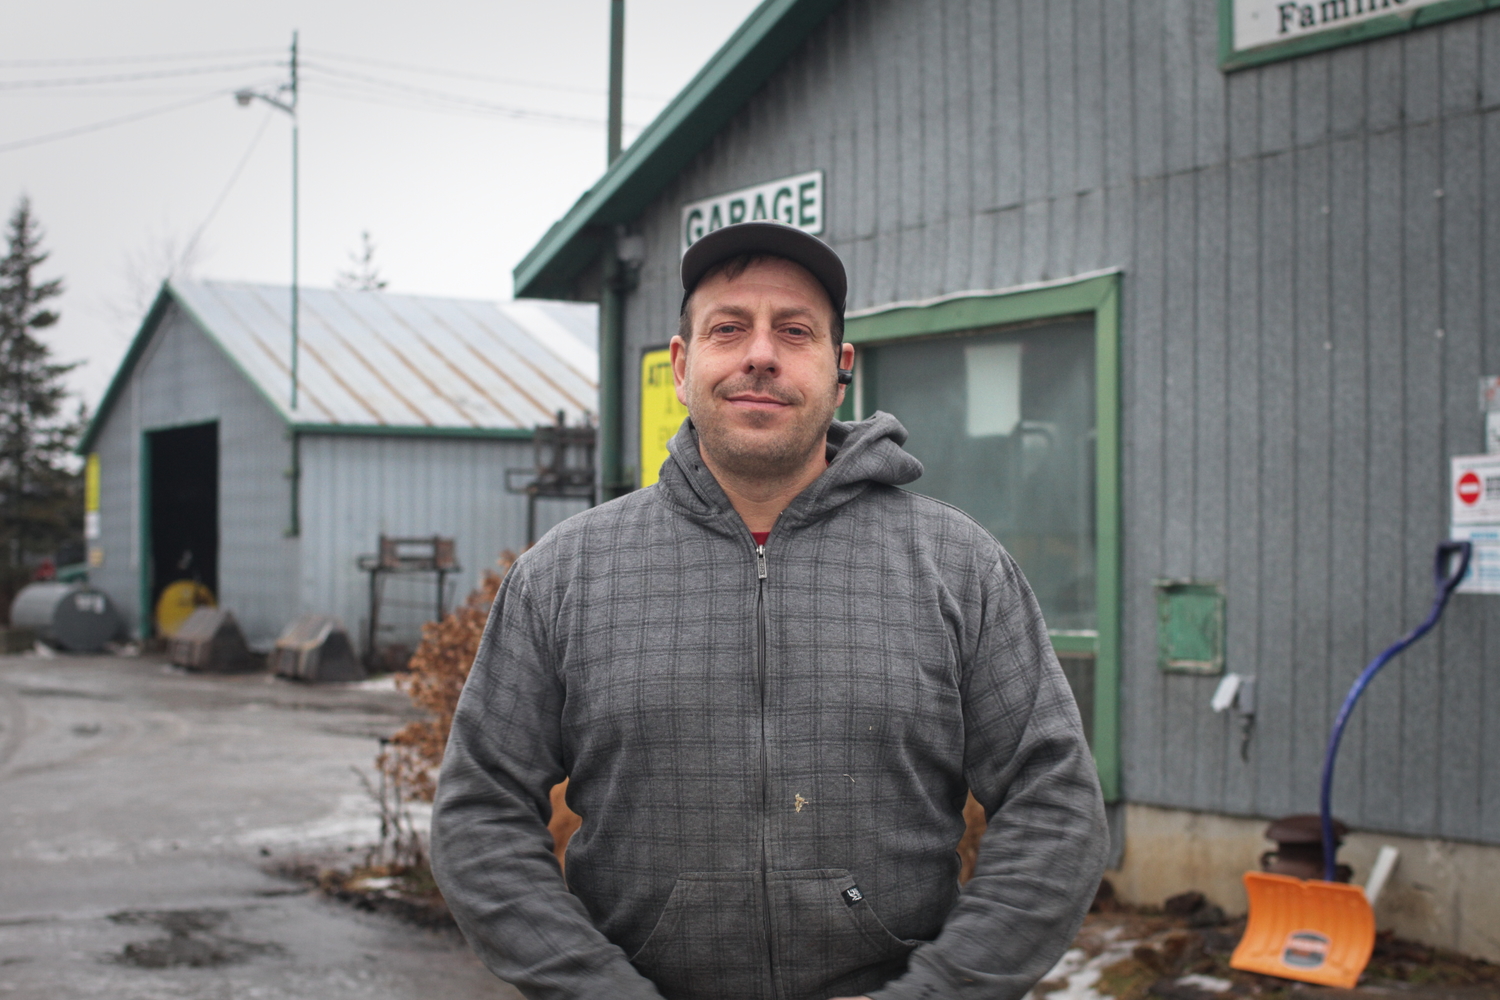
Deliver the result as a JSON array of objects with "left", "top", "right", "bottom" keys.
[
  {"left": 79, "top": 280, "right": 597, "bottom": 653},
  {"left": 513, "top": 0, "right": 1500, "bottom": 961}
]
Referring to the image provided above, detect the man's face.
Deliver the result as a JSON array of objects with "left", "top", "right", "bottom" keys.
[{"left": 671, "top": 257, "right": 855, "bottom": 481}]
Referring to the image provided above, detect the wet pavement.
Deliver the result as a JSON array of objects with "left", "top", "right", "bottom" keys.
[{"left": 0, "top": 651, "right": 518, "bottom": 999}]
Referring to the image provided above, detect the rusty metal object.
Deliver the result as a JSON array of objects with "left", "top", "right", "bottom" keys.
[
  {"left": 357, "top": 536, "right": 461, "bottom": 669},
  {"left": 507, "top": 411, "right": 597, "bottom": 544},
  {"left": 1260, "top": 813, "right": 1353, "bottom": 883},
  {"left": 168, "top": 608, "right": 253, "bottom": 673},
  {"left": 270, "top": 614, "right": 362, "bottom": 682}
]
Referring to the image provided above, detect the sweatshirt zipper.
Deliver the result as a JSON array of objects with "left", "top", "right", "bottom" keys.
[{"left": 755, "top": 542, "right": 776, "bottom": 998}]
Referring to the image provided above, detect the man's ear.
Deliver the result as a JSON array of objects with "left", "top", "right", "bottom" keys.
[
  {"left": 670, "top": 335, "right": 689, "bottom": 407},
  {"left": 835, "top": 341, "right": 855, "bottom": 404}
]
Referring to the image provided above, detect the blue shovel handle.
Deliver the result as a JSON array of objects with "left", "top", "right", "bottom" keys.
[{"left": 1318, "top": 541, "right": 1472, "bottom": 882}]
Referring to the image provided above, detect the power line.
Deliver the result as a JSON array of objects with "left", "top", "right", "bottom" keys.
[
  {"left": 299, "top": 64, "right": 615, "bottom": 126},
  {"left": 303, "top": 79, "right": 605, "bottom": 128},
  {"left": 0, "top": 49, "right": 276, "bottom": 68},
  {"left": 178, "top": 108, "right": 276, "bottom": 271},
  {"left": 0, "top": 91, "right": 228, "bottom": 154},
  {"left": 15, "top": 79, "right": 287, "bottom": 100},
  {"left": 308, "top": 47, "right": 668, "bottom": 101},
  {"left": 0, "top": 61, "right": 280, "bottom": 90}
]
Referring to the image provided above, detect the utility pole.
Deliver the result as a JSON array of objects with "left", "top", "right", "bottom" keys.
[
  {"left": 608, "top": 0, "right": 624, "bottom": 164},
  {"left": 235, "top": 31, "right": 300, "bottom": 411},
  {"left": 289, "top": 31, "right": 299, "bottom": 411},
  {"left": 599, "top": 0, "right": 627, "bottom": 501}
]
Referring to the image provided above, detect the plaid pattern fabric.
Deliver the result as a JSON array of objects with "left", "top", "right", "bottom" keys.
[{"left": 432, "top": 412, "right": 1107, "bottom": 1000}]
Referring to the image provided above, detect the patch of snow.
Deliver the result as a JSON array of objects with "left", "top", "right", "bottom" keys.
[
  {"left": 1175, "top": 975, "right": 1233, "bottom": 994},
  {"left": 1027, "top": 929, "right": 1139, "bottom": 1000},
  {"left": 350, "top": 876, "right": 398, "bottom": 891}
]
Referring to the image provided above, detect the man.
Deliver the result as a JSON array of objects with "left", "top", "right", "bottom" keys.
[{"left": 432, "top": 221, "right": 1107, "bottom": 1000}]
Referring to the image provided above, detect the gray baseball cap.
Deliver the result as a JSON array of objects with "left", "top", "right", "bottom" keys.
[{"left": 680, "top": 221, "right": 847, "bottom": 314}]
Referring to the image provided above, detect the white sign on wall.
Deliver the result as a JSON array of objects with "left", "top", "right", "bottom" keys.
[
  {"left": 680, "top": 171, "right": 823, "bottom": 256},
  {"left": 1233, "top": 0, "right": 1449, "bottom": 54},
  {"left": 1451, "top": 454, "right": 1500, "bottom": 525},
  {"left": 1451, "top": 525, "right": 1500, "bottom": 595}
]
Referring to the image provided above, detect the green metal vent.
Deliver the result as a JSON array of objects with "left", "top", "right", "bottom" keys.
[{"left": 1155, "top": 580, "right": 1224, "bottom": 674}]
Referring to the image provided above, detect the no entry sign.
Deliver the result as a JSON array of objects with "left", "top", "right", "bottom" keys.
[
  {"left": 1458, "top": 471, "right": 1483, "bottom": 505},
  {"left": 1451, "top": 454, "right": 1500, "bottom": 525}
]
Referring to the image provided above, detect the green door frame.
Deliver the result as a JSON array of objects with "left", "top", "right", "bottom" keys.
[
  {"left": 138, "top": 429, "right": 153, "bottom": 638},
  {"left": 138, "top": 418, "right": 222, "bottom": 640},
  {"left": 841, "top": 271, "right": 1122, "bottom": 802}
]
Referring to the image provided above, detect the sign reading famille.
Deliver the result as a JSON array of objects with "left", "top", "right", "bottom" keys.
[
  {"left": 680, "top": 171, "right": 823, "bottom": 255},
  {"left": 1234, "top": 0, "right": 1447, "bottom": 51}
]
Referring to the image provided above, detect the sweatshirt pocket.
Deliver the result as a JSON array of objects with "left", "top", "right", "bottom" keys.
[
  {"left": 628, "top": 871, "right": 765, "bottom": 1000},
  {"left": 767, "top": 868, "right": 918, "bottom": 1000}
]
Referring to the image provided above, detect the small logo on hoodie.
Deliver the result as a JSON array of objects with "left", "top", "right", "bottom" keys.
[{"left": 842, "top": 886, "right": 864, "bottom": 906}]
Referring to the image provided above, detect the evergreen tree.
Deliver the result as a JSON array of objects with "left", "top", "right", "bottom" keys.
[
  {"left": 0, "top": 197, "right": 83, "bottom": 609},
  {"left": 336, "top": 230, "right": 388, "bottom": 291}
]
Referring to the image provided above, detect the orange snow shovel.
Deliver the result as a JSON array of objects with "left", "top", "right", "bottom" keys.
[{"left": 1231, "top": 542, "right": 1472, "bottom": 989}]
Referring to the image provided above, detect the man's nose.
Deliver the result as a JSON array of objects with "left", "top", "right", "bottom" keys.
[{"left": 742, "top": 325, "right": 779, "bottom": 375}]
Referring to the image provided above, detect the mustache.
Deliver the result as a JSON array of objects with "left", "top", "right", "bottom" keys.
[{"left": 713, "top": 374, "right": 801, "bottom": 405}]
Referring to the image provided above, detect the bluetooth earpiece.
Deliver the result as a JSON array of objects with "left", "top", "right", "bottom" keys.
[{"left": 837, "top": 367, "right": 854, "bottom": 385}]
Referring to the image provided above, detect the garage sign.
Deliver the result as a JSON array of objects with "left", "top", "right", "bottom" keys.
[{"left": 681, "top": 171, "right": 823, "bottom": 256}]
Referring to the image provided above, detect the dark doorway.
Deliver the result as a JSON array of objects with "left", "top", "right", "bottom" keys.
[{"left": 148, "top": 422, "right": 218, "bottom": 623}]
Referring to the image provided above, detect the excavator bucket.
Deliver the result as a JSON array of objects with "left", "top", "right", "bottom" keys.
[{"left": 1230, "top": 872, "right": 1375, "bottom": 989}]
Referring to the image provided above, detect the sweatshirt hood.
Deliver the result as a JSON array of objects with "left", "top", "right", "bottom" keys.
[{"left": 658, "top": 411, "right": 923, "bottom": 533}]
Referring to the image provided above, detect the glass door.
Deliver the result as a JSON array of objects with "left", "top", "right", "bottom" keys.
[{"left": 859, "top": 316, "right": 1098, "bottom": 739}]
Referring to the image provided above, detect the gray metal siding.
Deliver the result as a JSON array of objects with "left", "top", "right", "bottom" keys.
[
  {"left": 297, "top": 434, "right": 582, "bottom": 654},
  {"left": 611, "top": 0, "right": 1500, "bottom": 844},
  {"left": 88, "top": 302, "right": 299, "bottom": 646}
]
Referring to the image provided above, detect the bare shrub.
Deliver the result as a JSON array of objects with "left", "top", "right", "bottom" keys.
[
  {"left": 375, "top": 552, "right": 581, "bottom": 866},
  {"left": 378, "top": 552, "right": 514, "bottom": 803}
]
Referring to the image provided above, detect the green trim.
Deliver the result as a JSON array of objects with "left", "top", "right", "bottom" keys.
[
  {"left": 1218, "top": 0, "right": 1500, "bottom": 72},
  {"left": 599, "top": 257, "right": 631, "bottom": 498},
  {"left": 138, "top": 429, "right": 152, "bottom": 638},
  {"left": 78, "top": 287, "right": 176, "bottom": 454},
  {"left": 513, "top": 0, "right": 842, "bottom": 299},
  {"left": 165, "top": 281, "right": 301, "bottom": 424},
  {"left": 289, "top": 422, "right": 535, "bottom": 440},
  {"left": 286, "top": 430, "right": 301, "bottom": 538},
  {"left": 81, "top": 282, "right": 299, "bottom": 454},
  {"left": 846, "top": 271, "right": 1124, "bottom": 802},
  {"left": 1092, "top": 282, "right": 1122, "bottom": 803},
  {"left": 845, "top": 272, "right": 1121, "bottom": 345},
  {"left": 57, "top": 562, "right": 89, "bottom": 584},
  {"left": 1049, "top": 632, "right": 1100, "bottom": 656}
]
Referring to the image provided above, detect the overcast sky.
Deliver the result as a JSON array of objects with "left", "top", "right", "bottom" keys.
[{"left": 2, "top": 0, "right": 762, "bottom": 408}]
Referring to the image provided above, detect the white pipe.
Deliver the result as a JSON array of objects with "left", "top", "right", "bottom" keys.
[{"left": 1364, "top": 845, "right": 1399, "bottom": 907}]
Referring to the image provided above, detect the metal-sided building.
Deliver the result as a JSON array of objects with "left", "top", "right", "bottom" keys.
[
  {"left": 514, "top": 0, "right": 1500, "bottom": 959},
  {"left": 80, "top": 280, "right": 596, "bottom": 654}
]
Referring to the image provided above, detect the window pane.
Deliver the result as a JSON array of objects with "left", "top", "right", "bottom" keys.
[{"left": 864, "top": 317, "right": 1096, "bottom": 631}]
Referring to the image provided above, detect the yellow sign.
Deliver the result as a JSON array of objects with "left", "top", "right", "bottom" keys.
[
  {"left": 85, "top": 453, "right": 100, "bottom": 512},
  {"left": 639, "top": 348, "right": 688, "bottom": 488}
]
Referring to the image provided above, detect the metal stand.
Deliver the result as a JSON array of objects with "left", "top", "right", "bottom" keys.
[
  {"left": 356, "top": 535, "right": 460, "bottom": 669},
  {"left": 509, "top": 412, "right": 597, "bottom": 546}
]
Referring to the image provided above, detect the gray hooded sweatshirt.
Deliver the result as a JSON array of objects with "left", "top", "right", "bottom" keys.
[{"left": 432, "top": 412, "right": 1107, "bottom": 1000}]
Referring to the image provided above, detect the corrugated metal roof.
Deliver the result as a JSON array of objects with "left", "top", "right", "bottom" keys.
[{"left": 169, "top": 280, "right": 598, "bottom": 431}]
